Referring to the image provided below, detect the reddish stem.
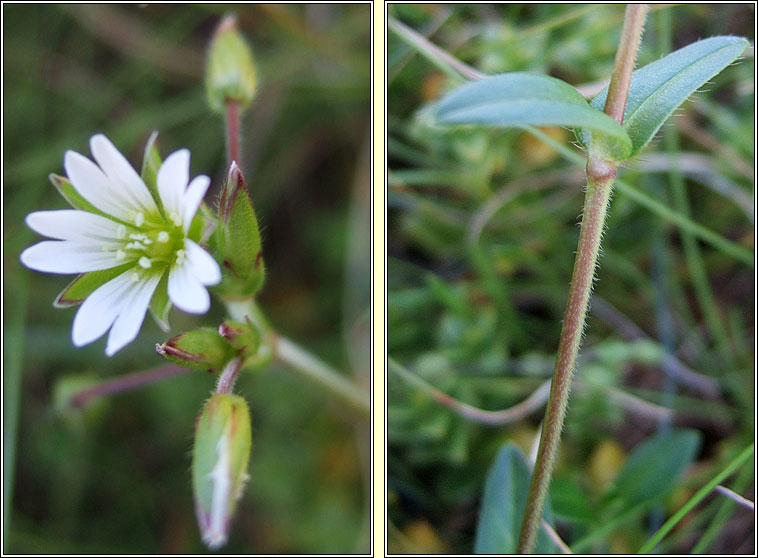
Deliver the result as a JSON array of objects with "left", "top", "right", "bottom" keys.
[
  {"left": 225, "top": 101, "right": 241, "bottom": 167},
  {"left": 70, "top": 364, "right": 190, "bottom": 408}
]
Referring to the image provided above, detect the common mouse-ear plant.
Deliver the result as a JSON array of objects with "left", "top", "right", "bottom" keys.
[
  {"left": 19, "top": 13, "right": 369, "bottom": 550},
  {"left": 432, "top": 4, "right": 749, "bottom": 553}
]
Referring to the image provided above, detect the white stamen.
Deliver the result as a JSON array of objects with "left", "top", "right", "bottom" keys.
[
  {"left": 115, "top": 250, "right": 126, "bottom": 261},
  {"left": 157, "top": 231, "right": 170, "bottom": 243},
  {"left": 131, "top": 272, "right": 141, "bottom": 283},
  {"left": 125, "top": 241, "right": 146, "bottom": 251},
  {"left": 129, "top": 233, "right": 147, "bottom": 241},
  {"left": 134, "top": 212, "right": 145, "bottom": 227},
  {"left": 175, "top": 249, "right": 186, "bottom": 265},
  {"left": 116, "top": 225, "right": 127, "bottom": 239},
  {"left": 138, "top": 256, "right": 152, "bottom": 269},
  {"left": 170, "top": 212, "right": 182, "bottom": 227}
]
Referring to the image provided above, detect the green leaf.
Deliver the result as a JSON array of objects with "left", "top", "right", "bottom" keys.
[
  {"left": 474, "top": 443, "right": 558, "bottom": 554},
  {"left": 140, "top": 130, "right": 166, "bottom": 217},
  {"left": 54, "top": 264, "right": 135, "bottom": 308},
  {"left": 606, "top": 429, "right": 702, "bottom": 508},
  {"left": 435, "top": 72, "right": 632, "bottom": 161},
  {"left": 581, "top": 36, "right": 749, "bottom": 158}
]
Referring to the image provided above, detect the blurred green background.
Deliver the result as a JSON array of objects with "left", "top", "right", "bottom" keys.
[
  {"left": 387, "top": 4, "right": 754, "bottom": 554},
  {"left": 3, "top": 4, "right": 370, "bottom": 554}
]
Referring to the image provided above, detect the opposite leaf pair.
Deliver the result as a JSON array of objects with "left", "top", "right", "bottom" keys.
[{"left": 435, "top": 36, "right": 749, "bottom": 162}]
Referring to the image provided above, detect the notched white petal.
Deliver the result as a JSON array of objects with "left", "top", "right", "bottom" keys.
[
  {"left": 158, "top": 149, "right": 190, "bottom": 218},
  {"left": 182, "top": 175, "right": 210, "bottom": 232},
  {"left": 21, "top": 241, "right": 122, "bottom": 274},
  {"left": 72, "top": 271, "right": 134, "bottom": 347},
  {"left": 168, "top": 261, "right": 211, "bottom": 314},
  {"left": 26, "top": 210, "right": 122, "bottom": 242},
  {"left": 90, "top": 134, "right": 158, "bottom": 215},
  {"left": 185, "top": 239, "right": 222, "bottom": 286},
  {"left": 65, "top": 150, "right": 131, "bottom": 220},
  {"left": 105, "top": 273, "right": 161, "bottom": 356}
]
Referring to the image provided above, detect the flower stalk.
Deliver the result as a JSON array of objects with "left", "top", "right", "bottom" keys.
[
  {"left": 226, "top": 101, "right": 241, "bottom": 167},
  {"left": 516, "top": 5, "right": 648, "bottom": 553}
]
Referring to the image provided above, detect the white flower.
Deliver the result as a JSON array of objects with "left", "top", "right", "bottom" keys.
[{"left": 21, "top": 134, "right": 222, "bottom": 356}]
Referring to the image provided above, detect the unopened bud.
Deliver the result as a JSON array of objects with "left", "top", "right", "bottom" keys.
[
  {"left": 219, "top": 319, "right": 260, "bottom": 356},
  {"left": 193, "top": 393, "right": 252, "bottom": 549},
  {"left": 206, "top": 14, "right": 258, "bottom": 114},
  {"left": 156, "top": 328, "right": 235, "bottom": 371},
  {"left": 215, "top": 163, "right": 265, "bottom": 298}
]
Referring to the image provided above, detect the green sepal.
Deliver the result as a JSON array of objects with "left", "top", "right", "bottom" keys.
[
  {"left": 187, "top": 203, "right": 217, "bottom": 245},
  {"left": 140, "top": 130, "right": 166, "bottom": 218},
  {"left": 156, "top": 327, "right": 237, "bottom": 372},
  {"left": 219, "top": 318, "right": 261, "bottom": 361},
  {"left": 206, "top": 14, "right": 258, "bottom": 114},
  {"left": 49, "top": 174, "right": 112, "bottom": 219},
  {"left": 149, "top": 272, "right": 172, "bottom": 332},
  {"left": 193, "top": 393, "right": 252, "bottom": 548},
  {"left": 215, "top": 163, "right": 265, "bottom": 298},
  {"left": 54, "top": 263, "right": 135, "bottom": 308}
]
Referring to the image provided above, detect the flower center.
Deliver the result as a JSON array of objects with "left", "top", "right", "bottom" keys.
[{"left": 110, "top": 214, "right": 186, "bottom": 272}]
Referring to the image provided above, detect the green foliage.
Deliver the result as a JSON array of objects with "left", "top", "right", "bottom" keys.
[
  {"left": 605, "top": 429, "right": 702, "bottom": 509},
  {"left": 435, "top": 72, "right": 632, "bottom": 160},
  {"left": 580, "top": 36, "right": 750, "bottom": 158},
  {"left": 388, "top": 4, "right": 753, "bottom": 554},
  {"left": 474, "top": 443, "right": 558, "bottom": 554}
]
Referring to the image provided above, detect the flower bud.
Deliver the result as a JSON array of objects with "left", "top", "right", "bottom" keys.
[
  {"left": 193, "top": 393, "right": 252, "bottom": 549},
  {"left": 156, "top": 328, "right": 235, "bottom": 372},
  {"left": 206, "top": 14, "right": 258, "bottom": 114},
  {"left": 219, "top": 319, "right": 259, "bottom": 354},
  {"left": 215, "top": 163, "right": 265, "bottom": 298}
]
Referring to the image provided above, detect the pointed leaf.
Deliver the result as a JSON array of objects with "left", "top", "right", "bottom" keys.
[
  {"left": 140, "top": 130, "right": 166, "bottom": 217},
  {"left": 435, "top": 72, "right": 632, "bottom": 161},
  {"left": 580, "top": 36, "right": 749, "bottom": 158},
  {"left": 474, "top": 443, "right": 558, "bottom": 554},
  {"left": 54, "top": 263, "right": 135, "bottom": 308},
  {"left": 605, "top": 429, "right": 702, "bottom": 509}
]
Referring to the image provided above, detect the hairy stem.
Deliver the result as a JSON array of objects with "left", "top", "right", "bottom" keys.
[
  {"left": 516, "top": 5, "right": 648, "bottom": 553},
  {"left": 225, "top": 100, "right": 241, "bottom": 166},
  {"left": 517, "top": 169, "right": 616, "bottom": 552},
  {"left": 603, "top": 4, "right": 648, "bottom": 124},
  {"left": 215, "top": 357, "right": 244, "bottom": 394}
]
